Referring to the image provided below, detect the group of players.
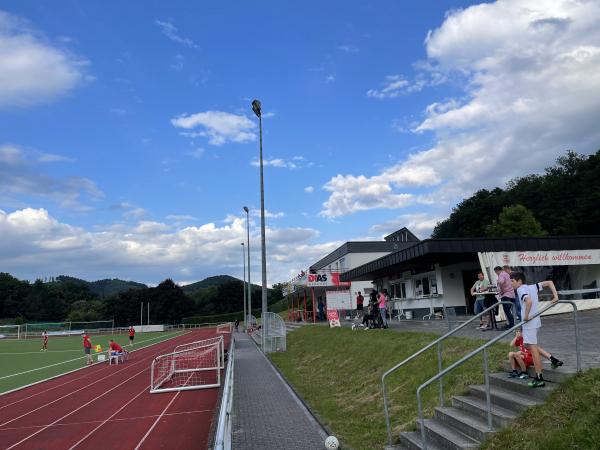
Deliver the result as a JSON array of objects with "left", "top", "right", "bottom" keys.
[{"left": 40, "top": 326, "right": 136, "bottom": 366}]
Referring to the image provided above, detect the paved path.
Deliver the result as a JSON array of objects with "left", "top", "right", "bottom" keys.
[
  {"left": 346, "top": 308, "right": 600, "bottom": 369},
  {"left": 232, "top": 332, "right": 326, "bottom": 450}
]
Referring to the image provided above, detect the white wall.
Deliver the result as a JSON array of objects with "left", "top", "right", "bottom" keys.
[
  {"left": 440, "top": 262, "right": 481, "bottom": 308},
  {"left": 345, "top": 252, "right": 391, "bottom": 269}
]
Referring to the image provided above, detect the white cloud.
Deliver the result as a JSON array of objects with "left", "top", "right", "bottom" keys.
[
  {"left": 367, "top": 75, "right": 411, "bottom": 99},
  {"left": 250, "top": 209, "right": 285, "bottom": 219},
  {"left": 325, "top": 0, "right": 600, "bottom": 217},
  {"left": 166, "top": 214, "right": 198, "bottom": 222},
  {"left": 0, "top": 144, "right": 103, "bottom": 209},
  {"left": 250, "top": 155, "right": 312, "bottom": 170},
  {"left": 37, "top": 153, "right": 74, "bottom": 163},
  {"left": 304, "top": 186, "right": 315, "bottom": 193},
  {"left": 0, "top": 10, "right": 89, "bottom": 108},
  {"left": 187, "top": 148, "right": 205, "bottom": 159},
  {"left": 171, "top": 111, "right": 256, "bottom": 146},
  {"left": 0, "top": 208, "right": 336, "bottom": 285},
  {"left": 338, "top": 44, "right": 359, "bottom": 53},
  {"left": 155, "top": 20, "right": 198, "bottom": 49}
]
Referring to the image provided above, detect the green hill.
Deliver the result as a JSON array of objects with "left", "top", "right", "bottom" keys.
[{"left": 55, "top": 276, "right": 147, "bottom": 298}]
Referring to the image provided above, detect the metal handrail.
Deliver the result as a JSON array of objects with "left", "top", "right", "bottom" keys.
[
  {"left": 215, "top": 337, "right": 235, "bottom": 450},
  {"left": 416, "top": 300, "right": 581, "bottom": 450},
  {"left": 382, "top": 300, "right": 516, "bottom": 446}
]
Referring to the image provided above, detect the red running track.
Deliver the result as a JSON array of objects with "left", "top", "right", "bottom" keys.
[{"left": 0, "top": 329, "right": 230, "bottom": 450}]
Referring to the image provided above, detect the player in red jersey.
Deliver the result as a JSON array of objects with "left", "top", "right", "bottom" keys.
[
  {"left": 128, "top": 326, "right": 135, "bottom": 346},
  {"left": 40, "top": 331, "right": 48, "bottom": 351},
  {"left": 83, "top": 332, "right": 93, "bottom": 365}
]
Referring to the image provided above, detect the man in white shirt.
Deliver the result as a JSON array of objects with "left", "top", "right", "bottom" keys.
[{"left": 510, "top": 272, "right": 561, "bottom": 388}]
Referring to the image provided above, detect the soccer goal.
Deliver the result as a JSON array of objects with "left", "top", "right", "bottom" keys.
[
  {"left": 216, "top": 322, "right": 233, "bottom": 334},
  {"left": 175, "top": 336, "right": 225, "bottom": 369},
  {"left": 0, "top": 324, "right": 21, "bottom": 340},
  {"left": 150, "top": 337, "right": 222, "bottom": 394}
]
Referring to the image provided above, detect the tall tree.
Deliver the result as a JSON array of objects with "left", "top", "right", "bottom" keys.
[{"left": 485, "top": 204, "right": 546, "bottom": 237}]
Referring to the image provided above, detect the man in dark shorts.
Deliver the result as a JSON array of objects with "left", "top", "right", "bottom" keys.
[
  {"left": 83, "top": 332, "right": 93, "bottom": 365},
  {"left": 356, "top": 291, "right": 364, "bottom": 319},
  {"left": 128, "top": 326, "right": 135, "bottom": 346}
]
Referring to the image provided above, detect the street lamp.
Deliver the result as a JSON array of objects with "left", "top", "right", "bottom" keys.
[
  {"left": 241, "top": 243, "right": 246, "bottom": 333},
  {"left": 243, "top": 206, "right": 251, "bottom": 328},
  {"left": 251, "top": 99, "right": 268, "bottom": 351}
]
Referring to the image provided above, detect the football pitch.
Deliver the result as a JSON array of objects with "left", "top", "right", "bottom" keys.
[{"left": 0, "top": 330, "right": 185, "bottom": 394}]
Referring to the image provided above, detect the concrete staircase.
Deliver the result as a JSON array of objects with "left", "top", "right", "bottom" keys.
[{"left": 398, "top": 362, "right": 575, "bottom": 449}]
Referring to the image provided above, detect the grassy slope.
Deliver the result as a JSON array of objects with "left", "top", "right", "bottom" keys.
[
  {"left": 0, "top": 331, "right": 184, "bottom": 393},
  {"left": 269, "top": 326, "right": 506, "bottom": 450},
  {"left": 482, "top": 368, "right": 600, "bottom": 450}
]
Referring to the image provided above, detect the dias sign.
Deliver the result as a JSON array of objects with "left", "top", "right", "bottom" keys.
[{"left": 307, "top": 272, "right": 351, "bottom": 287}]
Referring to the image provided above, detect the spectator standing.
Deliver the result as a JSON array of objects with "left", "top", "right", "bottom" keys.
[
  {"left": 470, "top": 271, "right": 490, "bottom": 330},
  {"left": 83, "top": 332, "right": 93, "bottom": 366},
  {"left": 504, "top": 265, "right": 521, "bottom": 320},
  {"left": 128, "top": 326, "right": 135, "bottom": 346},
  {"left": 317, "top": 299, "right": 325, "bottom": 321},
  {"left": 356, "top": 291, "right": 364, "bottom": 319},
  {"left": 378, "top": 289, "right": 388, "bottom": 329},
  {"left": 494, "top": 266, "right": 516, "bottom": 329},
  {"left": 41, "top": 331, "right": 48, "bottom": 351}
]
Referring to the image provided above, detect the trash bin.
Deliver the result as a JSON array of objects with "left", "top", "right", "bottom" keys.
[{"left": 405, "top": 310, "right": 413, "bottom": 320}]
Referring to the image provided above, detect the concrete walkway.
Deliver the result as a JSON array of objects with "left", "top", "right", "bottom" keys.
[
  {"left": 232, "top": 332, "right": 327, "bottom": 450},
  {"left": 345, "top": 308, "right": 600, "bottom": 369}
]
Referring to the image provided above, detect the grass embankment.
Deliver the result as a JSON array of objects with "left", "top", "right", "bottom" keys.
[
  {"left": 0, "top": 330, "right": 184, "bottom": 393},
  {"left": 269, "top": 326, "right": 506, "bottom": 450},
  {"left": 482, "top": 368, "right": 600, "bottom": 450}
]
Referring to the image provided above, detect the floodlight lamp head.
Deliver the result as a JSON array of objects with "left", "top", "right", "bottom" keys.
[
  {"left": 251, "top": 99, "right": 261, "bottom": 117},
  {"left": 243, "top": 206, "right": 249, "bottom": 213}
]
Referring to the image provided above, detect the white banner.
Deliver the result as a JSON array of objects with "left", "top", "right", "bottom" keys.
[
  {"left": 326, "top": 290, "right": 353, "bottom": 310},
  {"left": 479, "top": 250, "right": 600, "bottom": 267}
]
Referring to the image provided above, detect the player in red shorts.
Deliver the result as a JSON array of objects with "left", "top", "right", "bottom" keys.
[
  {"left": 508, "top": 329, "right": 534, "bottom": 378},
  {"left": 128, "top": 326, "right": 135, "bottom": 346},
  {"left": 83, "top": 332, "right": 93, "bottom": 365},
  {"left": 40, "top": 331, "right": 48, "bottom": 351}
]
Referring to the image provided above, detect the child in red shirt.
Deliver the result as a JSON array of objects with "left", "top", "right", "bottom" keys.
[
  {"left": 508, "top": 329, "right": 533, "bottom": 378},
  {"left": 83, "top": 333, "right": 93, "bottom": 365}
]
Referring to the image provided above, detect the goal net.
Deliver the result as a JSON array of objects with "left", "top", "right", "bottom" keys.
[
  {"left": 175, "top": 336, "right": 225, "bottom": 369},
  {"left": 150, "top": 338, "right": 222, "bottom": 394},
  {"left": 0, "top": 324, "right": 21, "bottom": 340},
  {"left": 23, "top": 320, "right": 114, "bottom": 338},
  {"left": 216, "top": 322, "right": 233, "bottom": 334}
]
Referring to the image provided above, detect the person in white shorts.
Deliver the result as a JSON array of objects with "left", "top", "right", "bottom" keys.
[{"left": 511, "top": 272, "right": 562, "bottom": 388}]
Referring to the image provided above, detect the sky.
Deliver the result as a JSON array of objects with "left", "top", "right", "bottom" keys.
[{"left": 1, "top": 0, "right": 600, "bottom": 286}]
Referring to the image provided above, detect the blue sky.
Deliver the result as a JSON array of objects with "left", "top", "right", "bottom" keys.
[{"left": 1, "top": 0, "right": 599, "bottom": 285}]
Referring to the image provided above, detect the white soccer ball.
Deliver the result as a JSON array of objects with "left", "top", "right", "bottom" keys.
[{"left": 324, "top": 435, "right": 339, "bottom": 449}]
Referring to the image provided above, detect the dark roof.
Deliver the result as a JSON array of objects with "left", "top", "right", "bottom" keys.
[
  {"left": 384, "top": 227, "right": 420, "bottom": 243},
  {"left": 340, "top": 235, "right": 600, "bottom": 282},
  {"left": 310, "top": 241, "right": 415, "bottom": 271}
]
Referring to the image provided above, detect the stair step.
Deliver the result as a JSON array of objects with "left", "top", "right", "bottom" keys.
[
  {"left": 500, "top": 361, "right": 575, "bottom": 383},
  {"left": 434, "top": 406, "right": 495, "bottom": 442},
  {"left": 489, "top": 372, "right": 557, "bottom": 400},
  {"left": 469, "top": 385, "right": 542, "bottom": 413},
  {"left": 399, "top": 431, "right": 444, "bottom": 450},
  {"left": 452, "top": 395, "right": 517, "bottom": 429},
  {"left": 417, "top": 419, "right": 479, "bottom": 449}
]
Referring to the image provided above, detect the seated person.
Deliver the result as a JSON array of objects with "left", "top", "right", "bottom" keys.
[
  {"left": 507, "top": 329, "right": 532, "bottom": 379},
  {"left": 108, "top": 339, "right": 127, "bottom": 362}
]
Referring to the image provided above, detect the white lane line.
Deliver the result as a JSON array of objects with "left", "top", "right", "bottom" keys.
[
  {"left": 0, "top": 331, "right": 188, "bottom": 409},
  {"left": 133, "top": 392, "right": 181, "bottom": 450},
  {"left": 0, "top": 410, "right": 213, "bottom": 432},
  {"left": 133, "top": 371, "right": 195, "bottom": 450},
  {"left": 68, "top": 384, "right": 149, "bottom": 449},
  {"left": 5, "top": 364, "right": 150, "bottom": 450},
  {"left": 0, "top": 342, "right": 161, "bottom": 428}
]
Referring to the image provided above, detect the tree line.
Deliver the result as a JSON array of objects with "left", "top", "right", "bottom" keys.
[
  {"left": 0, "top": 273, "right": 283, "bottom": 326},
  {"left": 432, "top": 150, "right": 600, "bottom": 238}
]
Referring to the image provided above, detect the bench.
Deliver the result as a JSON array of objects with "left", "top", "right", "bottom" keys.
[{"left": 109, "top": 351, "right": 129, "bottom": 365}]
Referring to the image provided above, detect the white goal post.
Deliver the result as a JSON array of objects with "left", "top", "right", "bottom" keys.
[
  {"left": 150, "top": 337, "right": 222, "bottom": 394},
  {"left": 0, "top": 324, "right": 21, "bottom": 340},
  {"left": 174, "top": 336, "right": 225, "bottom": 369}
]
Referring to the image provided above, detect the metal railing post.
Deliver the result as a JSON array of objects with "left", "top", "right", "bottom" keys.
[
  {"left": 572, "top": 305, "right": 582, "bottom": 371},
  {"left": 417, "top": 388, "right": 427, "bottom": 450},
  {"left": 382, "top": 377, "right": 393, "bottom": 446},
  {"left": 437, "top": 342, "right": 443, "bottom": 407},
  {"left": 483, "top": 348, "right": 492, "bottom": 430}
]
